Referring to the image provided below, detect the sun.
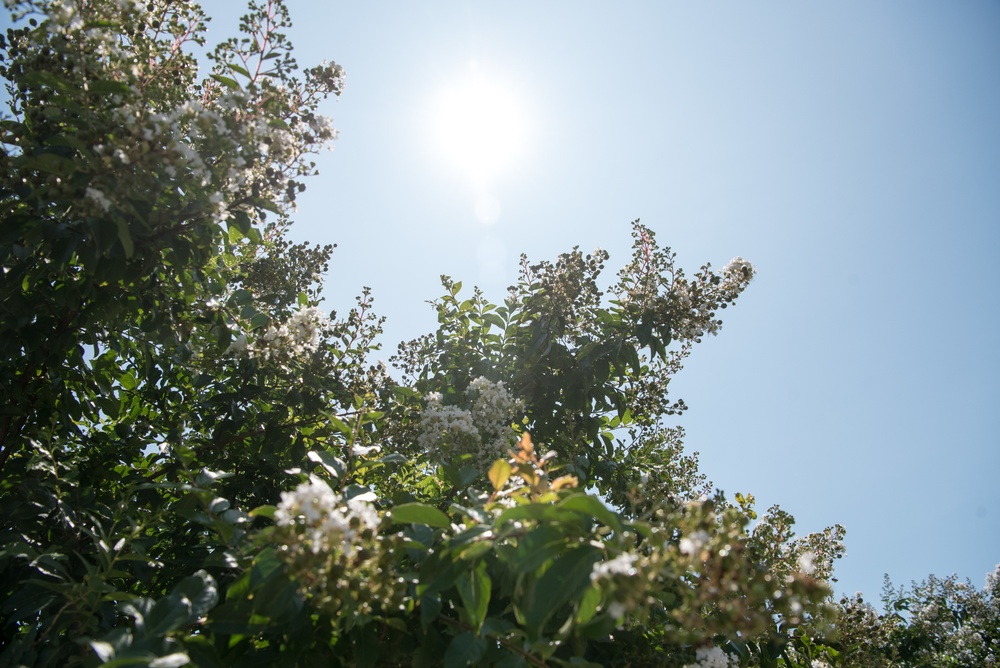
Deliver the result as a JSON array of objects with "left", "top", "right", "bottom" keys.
[{"left": 430, "top": 70, "right": 527, "bottom": 186}]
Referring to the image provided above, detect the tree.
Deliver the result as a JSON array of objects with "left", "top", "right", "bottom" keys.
[
  {"left": 1, "top": 1, "right": 854, "bottom": 666},
  {"left": 822, "top": 570, "right": 1000, "bottom": 667}
]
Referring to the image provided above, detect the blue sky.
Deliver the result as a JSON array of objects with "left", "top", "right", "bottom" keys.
[
  {"left": 246, "top": 0, "right": 1000, "bottom": 600},
  {"left": 207, "top": 0, "right": 998, "bottom": 604},
  {"left": 10, "top": 1, "right": 998, "bottom": 605}
]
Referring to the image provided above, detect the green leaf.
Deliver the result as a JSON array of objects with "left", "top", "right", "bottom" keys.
[
  {"left": 488, "top": 459, "right": 511, "bottom": 491},
  {"left": 115, "top": 216, "right": 135, "bottom": 258},
  {"left": 307, "top": 450, "right": 346, "bottom": 478},
  {"left": 249, "top": 505, "right": 276, "bottom": 519},
  {"left": 388, "top": 502, "right": 451, "bottom": 529},
  {"left": 443, "top": 632, "right": 485, "bottom": 668},
  {"left": 249, "top": 312, "right": 270, "bottom": 331},
  {"left": 143, "top": 593, "right": 192, "bottom": 637},
  {"left": 210, "top": 74, "right": 241, "bottom": 90},
  {"left": 522, "top": 546, "right": 601, "bottom": 639},
  {"left": 351, "top": 623, "right": 381, "bottom": 668},
  {"left": 230, "top": 288, "right": 253, "bottom": 306},
  {"left": 420, "top": 594, "right": 442, "bottom": 630},
  {"left": 637, "top": 318, "right": 653, "bottom": 347},
  {"left": 89, "top": 79, "right": 132, "bottom": 96},
  {"left": 557, "top": 494, "right": 622, "bottom": 532},
  {"left": 505, "top": 525, "right": 566, "bottom": 573},
  {"left": 173, "top": 570, "right": 219, "bottom": 619},
  {"left": 22, "top": 152, "right": 77, "bottom": 176},
  {"left": 456, "top": 561, "right": 491, "bottom": 632},
  {"left": 227, "top": 62, "right": 251, "bottom": 78},
  {"left": 575, "top": 585, "right": 601, "bottom": 624}
]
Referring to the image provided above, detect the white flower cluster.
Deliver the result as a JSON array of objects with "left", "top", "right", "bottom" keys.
[
  {"left": 669, "top": 257, "right": 755, "bottom": 342},
  {"left": 109, "top": 94, "right": 250, "bottom": 194},
  {"left": 797, "top": 551, "right": 817, "bottom": 575},
  {"left": 417, "top": 392, "right": 478, "bottom": 448},
  {"left": 38, "top": 0, "right": 128, "bottom": 58},
  {"left": 228, "top": 306, "right": 330, "bottom": 362},
  {"left": 721, "top": 256, "right": 755, "bottom": 290},
  {"left": 45, "top": 0, "right": 84, "bottom": 34},
  {"left": 683, "top": 646, "right": 736, "bottom": 668},
  {"left": 590, "top": 552, "right": 638, "bottom": 583},
  {"left": 679, "top": 529, "right": 710, "bottom": 556},
  {"left": 274, "top": 476, "right": 379, "bottom": 556},
  {"left": 418, "top": 378, "right": 524, "bottom": 468},
  {"left": 85, "top": 187, "right": 113, "bottom": 212},
  {"left": 987, "top": 562, "right": 1000, "bottom": 592}
]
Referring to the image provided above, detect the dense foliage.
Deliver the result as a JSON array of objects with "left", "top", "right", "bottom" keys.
[{"left": 0, "top": 1, "right": 995, "bottom": 666}]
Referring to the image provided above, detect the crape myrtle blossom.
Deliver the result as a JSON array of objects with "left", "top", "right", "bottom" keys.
[
  {"left": 273, "top": 476, "right": 407, "bottom": 621},
  {"left": 987, "top": 562, "right": 1000, "bottom": 592},
  {"left": 24, "top": 0, "right": 347, "bottom": 225},
  {"left": 797, "top": 550, "right": 817, "bottom": 575},
  {"left": 720, "top": 256, "right": 754, "bottom": 292},
  {"left": 683, "top": 645, "right": 737, "bottom": 668},
  {"left": 274, "top": 475, "right": 380, "bottom": 556},
  {"left": 351, "top": 444, "right": 381, "bottom": 457},
  {"left": 679, "top": 529, "right": 710, "bottom": 557},
  {"left": 227, "top": 306, "right": 331, "bottom": 361},
  {"left": 418, "top": 378, "right": 525, "bottom": 468},
  {"left": 668, "top": 257, "right": 756, "bottom": 342},
  {"left": 591, "top": 552, "right": 638, "bottom": 583}
]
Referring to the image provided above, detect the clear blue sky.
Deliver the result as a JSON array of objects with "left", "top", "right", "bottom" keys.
[
  {"left": 246, "top": 0, "right": 998, "bottom": 604},
  {"left": 18, "top": 1, "right": 1000, "bottom": 604}
]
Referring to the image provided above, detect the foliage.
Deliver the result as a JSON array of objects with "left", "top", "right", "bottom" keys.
[
  {"left": 813, "top": 570, "right": 1000, "bottom": 667},
  {"left": 4, "top": 1, "right": 972, "bottom": 667}
]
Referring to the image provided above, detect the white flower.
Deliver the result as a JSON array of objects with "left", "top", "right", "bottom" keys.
[
  {"left": 284, "top": 306, "right": 329, "bottom": 353},
  {"left": 276, "top": 476, "right": 338, "bottom": 527},
  {"left": 418, "top": 379, "right": 524, "bottom": 468},
  {"left": 684, "top": 645, "right": 735, "bottom": 668},
  {"left": 345, "top": 496, "right": 381, "bottom": 533},
  {"left": 226, "top": 334, "right": 248, "bottom": 358},
  {"left": 986, "top": 563, "right": 1000, "bottom": 592},
  {"left": 797, "top": 551, "right": 817, "bottom": 575},
  {"left": 207, "top": 192, "right": 227, "bottom": 223},
  {"left": 86, "top": 187, "right": 113, "bottom": 212},
  {"left": 722, "top": 257, "right": 757, "bottom": 282},
  {"left": 679, "top": 530, "right": 710, "bottom": 556},
  {"left": 351, "top": 444, "right": 381, "bottom": 457},
  {"left": 275, "top": 476, "right": 380, "bottom": 555},
  {"left": 591, "top": 553, "right": 638, "bottom": 582},
  {"left": 249, "top": 306, "right": 330, "bottom": 361},
  {"left": 46, "top": 0, "right": 84, "bottom": 34},
  {"left": 607, "top": 601, "right": 627, "bottom": 619}
]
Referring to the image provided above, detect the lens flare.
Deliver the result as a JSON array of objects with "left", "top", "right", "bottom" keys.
[{"left": 431, "top": 75, "right": 526, "bottom": 185}]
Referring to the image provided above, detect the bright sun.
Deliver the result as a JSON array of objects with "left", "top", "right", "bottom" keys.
[{"left": 430, "top": 71, "right": 527, "bottom": 185}]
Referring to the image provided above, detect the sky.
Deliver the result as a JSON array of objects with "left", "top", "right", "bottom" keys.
[
  {"left": 209, "top": 0, "right": 998, "bottom": 605},
  {"left": 11, "top": 1, "right": 1000, "bottom": 606},
  {"left": 219, "top": 0, "right": 999, "bottom": 606}
]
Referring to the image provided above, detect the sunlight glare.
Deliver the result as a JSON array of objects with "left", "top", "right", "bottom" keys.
[{"left": 431, "top": 73, "right": 527, "bottom": 185}]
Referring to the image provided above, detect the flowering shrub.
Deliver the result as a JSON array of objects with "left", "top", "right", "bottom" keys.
[
  {"left": 271, "top": 477, "right": 406, "bottom": 623},
  {"left": 0, "top": 1, "right": 986, "bottom": 666}
]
